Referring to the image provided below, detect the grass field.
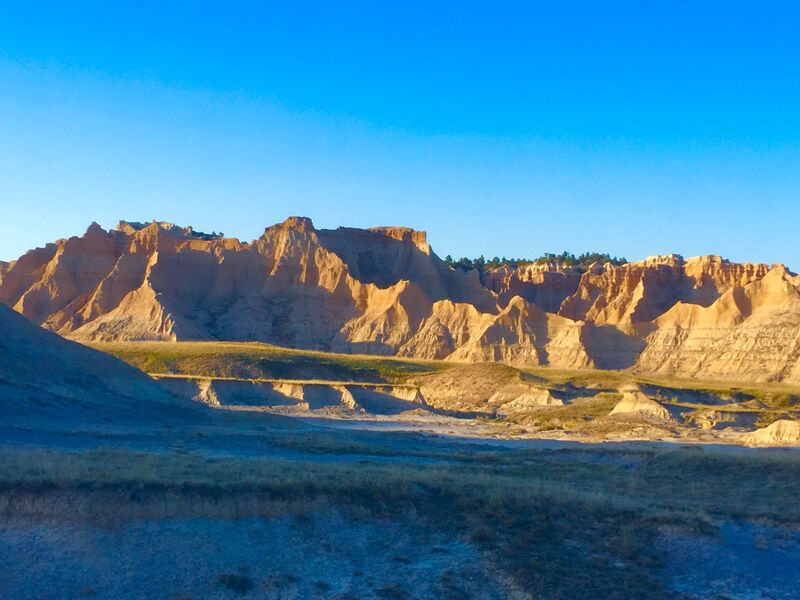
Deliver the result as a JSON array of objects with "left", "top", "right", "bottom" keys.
[
  {"left": 90, "top": 341, "right": 800, "bottom": 432},
  {"left": 91, "top": 341, "right": 800, "bottom": 403},
  {"left": 8, "top": 341, "right": 800, "bottom": 597},
  {"left": 522, "top": 365, "right": 800, "bottom": 408},
  {"left": 89, "top": 341, "right": 444, "bottom": 383}
]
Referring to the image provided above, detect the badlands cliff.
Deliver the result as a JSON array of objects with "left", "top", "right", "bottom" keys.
[{"left": 2, "top": 217, "right": 800, "bottom": 383}]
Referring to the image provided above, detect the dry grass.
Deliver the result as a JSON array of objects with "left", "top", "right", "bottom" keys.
[
  {"left": 91, "top": 341, "right": 800, "bottom": 407},
  {"left": 3, "top": 443, "right": 800, "bottom": 521},
  {"left": 500, "top": 392, "right": 622, "bottom": 431},
  {"left": 523, "top": 365, "right": 800, "bottom": 404},
  {"left": 3, "top": 441, "right": 800, "bottom": 598},
  {"left": 88, "top": 341, "right": 800, "bottom": 434},
  {"left": 89, "top": 341, "right": 445, "bottom": 383}
]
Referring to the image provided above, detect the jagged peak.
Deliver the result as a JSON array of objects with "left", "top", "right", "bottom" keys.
[
  {"left": 85, "top": 221, "right": 106, "bottom": 236},
  {"left": 117, "top": 220, "right": 169, "bottom": 234},
  {"left": 635, "top": 254, "right": 685, "bottom": 267},
  {"left": 769, "top": 263, "right": 796, "bottom": 277},
  {"left": 629, "top": 253, "right": 787, "bottom": 274},
  {"left": 368, "top": 226, "right": 429, "bottom": 254},
  {"left": 278, "top": 216, "right": 315, "bottom": 232},
  {"left": 757, "top": 263, "right": 797, "bottom": 285},
  {"left": 683, "top": 254, "right": 778, "bottom": 271},
  {"left": 504, "top": 295, "right": 530, "bottom": 310},
  {"left": 114, "top": 220, "right": 223, "bottom": 240}
]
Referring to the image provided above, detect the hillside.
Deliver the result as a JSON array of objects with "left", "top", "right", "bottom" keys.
[
  {"left": 3, "top": 217, "right": 800, "bottom": 382},
  {"left": 0, "top": 303, "right": 197, "bottom": 427},
  {"left": 92, "top": 340, "right": 800, "bottom": 443}
]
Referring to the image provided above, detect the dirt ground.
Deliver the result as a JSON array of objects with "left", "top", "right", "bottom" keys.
[
  {"left": 0, "top": 512, "right": 507, "bottom": 600},
  {"left": 3, "top": 409, "right": 800, "bottom": 599}
]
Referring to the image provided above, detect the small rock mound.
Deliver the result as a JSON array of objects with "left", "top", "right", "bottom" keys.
[
  {"left": 490, "top": 386, "right": 564, "bottom": 414},
  {"left": 745, "top": 420, "right": 800, "bottom": 446},
  {"left": 609, "top": 389, "right": 677, "bottom": 422},
  {"left": 688, "top": 409, "right": 757, "bottom": 430}
]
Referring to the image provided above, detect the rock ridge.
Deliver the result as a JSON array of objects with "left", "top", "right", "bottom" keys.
[{"left": 1, "top": 218, "right": 798, "bottom": 383}]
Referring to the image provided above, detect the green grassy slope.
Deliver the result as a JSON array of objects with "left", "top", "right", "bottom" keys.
[
  {"left": 89, "top": 341, "right": 445, "bottom": 383},
  {"left": 89, "top": 341, "right": 800, "bottom": 428}
]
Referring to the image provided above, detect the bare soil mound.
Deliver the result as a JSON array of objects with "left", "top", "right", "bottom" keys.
[
  {"left": 411, "top": 363, "right": 527, "bottom": 413},
  {"left": 0, "top": 304, "right": 197, "bottom": 427}
]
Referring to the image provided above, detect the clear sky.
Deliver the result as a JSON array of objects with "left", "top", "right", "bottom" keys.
[{"left": 1, "top": 1, "right": 799, "bottom": 267}]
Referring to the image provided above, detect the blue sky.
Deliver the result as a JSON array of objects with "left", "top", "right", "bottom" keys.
[{"left": 1, "top": 1, "right": 799, "bottom": 267}]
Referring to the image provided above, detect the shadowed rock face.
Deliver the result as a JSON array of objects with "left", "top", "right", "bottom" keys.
[
  {"left": 2, "top": 217, "right": 800, "bottom": 382},
  {"left": 0, "top": 261, "right": 10, "bottom": 286}
]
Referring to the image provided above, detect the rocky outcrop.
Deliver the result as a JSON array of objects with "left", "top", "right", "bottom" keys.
[
  {"left": 635, "top": 267, "right": 800, "bottom": 382},
  {"left": 489, "top": 386, "right": 564, "bottom": 414},
  {"left": 609, "top": 389, "right": 680, "bottom": 422},
  {"left": 483, "top": 262, "right": 582, "bottom": 313},
  {"left": 0, "top": 260, "right": 10, "bottom": 286},
  {"left": 156, "top": 375, "right": 427, "bottom": 415},
  {"left": 686, "top": 409, "right": 758, "bottom": 430},
  {"left": 447, "top": 296, "right": 592, "bottom": 368},
  {"left": 2, "top": 218, "right": 799, "bottom": 383},
  {"left": 744, "top": 420, "right": 800, "bottom": 446}
]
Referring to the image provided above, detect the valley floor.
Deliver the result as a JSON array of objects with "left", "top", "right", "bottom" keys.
[
  {"left": 5, "top": 341, "right": 800, "bottom": 598},
  {"left": 91, "top": 341, "right": 800, "bottom": 446},
  {"left": 3, "top": 411, "right": 800, "bottom": 599}
]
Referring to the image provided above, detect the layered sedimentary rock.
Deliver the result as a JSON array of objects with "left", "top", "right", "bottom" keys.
[
  {"left": 745, "top": 419, "right": 800, "bottom": 446},
  {"left": 155, "top": 376, "right": 427, "bottom": 415},
  {"left": 635, "top": 267, "right": 800, "bottom": 383},
  {"left": 2, "top": 217, "right": 800, "bottom": 382}
]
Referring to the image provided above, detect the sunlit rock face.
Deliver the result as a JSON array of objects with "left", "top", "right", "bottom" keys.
[{"left": 2, "top": 217, "right": 799, "bottom": 382}]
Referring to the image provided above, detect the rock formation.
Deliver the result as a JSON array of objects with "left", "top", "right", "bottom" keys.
[
  {"left": 609, "top": 389, "right": 680, "bottom": 422},
  {"left": 744, "top": 419, "right": 800, "bottom": 446},
  {"left": 0, "top": 260, "right": 10, "bottom": 286},
  {"left": 2, "top": 217, "right": 800, "bottom": 383},
  {"left": 155, "top": 376, "right": 427, "bottom": 415},
  {"left": 687, "top": 408, "right": 758, "bottom": 430}
]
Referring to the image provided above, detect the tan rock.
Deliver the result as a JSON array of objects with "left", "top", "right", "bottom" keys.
[
  {"left": 609, "top": 390, "right": 678, "bottom": 421},
  {"left": 744, "top": 420, "right": 800, "bottom": 446},
  {"left": 490, "top": 386, "right": 564, "bottom": 414},
  {"left": 635, "top": 266, "right": 800, "bottom": 382},
  {"left": 687, "top": 409, "right": 758, "bottom": 430},
  {"left": 2, "top": 219, "right": 798, "bottom": 383},
  {"left": 447, "top": 296, "right": 592, "bottom": 368}
]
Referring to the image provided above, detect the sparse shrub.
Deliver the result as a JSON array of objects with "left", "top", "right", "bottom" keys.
[
  {"left": 217, "top": 573, "right": 255, "bottom": 596},
  {"left": 376, "top": 583, "right": 409, "bottom": 599},
  {"left": 313, "top": 581, "right": 332, "bottom": 592}
]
